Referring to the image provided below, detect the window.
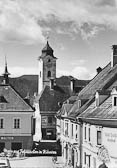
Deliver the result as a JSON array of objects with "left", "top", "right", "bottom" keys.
[
  {"left": 93, "top": 157, "right": 96, "bottom": 168},
  {"left": 71, "top": 124, "right": 73, "bottom": 138},
  {"left": 84, "top": 152, "right": 86, "bottom": 164},
  {"left": 89, "top": 127, "right": 90, "bottom": 141},
  {"left": 65, "top": 121, "right": 69, "bottom": 136},
  {"left": 89, "top": 156, "right": 91, "bottom": 168},
  {"left": 40, "top": 71, "right": 41, "bottom": 78},
  {"left": 76, "top": 125, "right": 78, "bottom": 139},
  {"left": 47, "top": 71, "right": 51, "bottom": 77},
  {"left": 14, "top": 118, "right": 20, "bottom": 129},
  {"left": 32, "top": 118, "right": 36, "bottom": 135},
  {"left": 84, "top": 126, "right": 86, "bottom": 140},
  {"left": 0, "top": 118, "right": 4, "bottom": 129},
  {"left": 76, "top": 124, "right": 78, "bottom": 130},
  {"left": 97, "top": 131, "right": 101, "bottom": 145},
  {"left": 48, "top": 116, "right": 52, "bottom": 124},
  {"left": 114, "top": 97, "right": 117, "bottom": 106}
]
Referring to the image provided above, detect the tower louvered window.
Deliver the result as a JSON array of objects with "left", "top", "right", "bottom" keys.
[{"left": 47, "top": 71, "right": 51, "bottom": 77}]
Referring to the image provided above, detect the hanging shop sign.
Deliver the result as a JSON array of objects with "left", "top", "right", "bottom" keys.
[{"left": 98, "top": 146, "right": 110, "bottom": 163}]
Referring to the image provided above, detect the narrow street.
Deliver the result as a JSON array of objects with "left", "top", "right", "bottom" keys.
[{"left": 10, "top": 156, "right": 55, "bottom": 168}]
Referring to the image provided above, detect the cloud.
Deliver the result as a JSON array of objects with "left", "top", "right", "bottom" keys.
[
  {"left": 57, "top": 66, "right": 95, "bottom": 80},
  {"left": 71, "top": 59, "right": 86, "bottom": 66},
  {"left": 71, "top": 66, "right": 93, "bottom": 79},
  {"left": 7, "top": 66, "right": 38, "bottom": 77},
  {"left": 0, "top": 0, "right": 45, "bottom": 44},
  {"left": 0, "top": 0, "right": 117, "bottom": 43}
]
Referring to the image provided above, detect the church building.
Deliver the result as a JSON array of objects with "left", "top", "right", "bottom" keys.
[{"left": 33, "top": 41, "right": 89, "bottom": 147}]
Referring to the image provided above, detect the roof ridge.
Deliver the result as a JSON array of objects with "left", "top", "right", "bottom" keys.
[{"left": 78, "top": 62, "right": 111, "bottom": 96}]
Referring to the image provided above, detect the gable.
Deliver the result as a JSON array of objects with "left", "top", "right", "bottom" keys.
[
  {"left": 0, "top": 85, "right": 34, "bottom": 112},
  {"left": 39, "top": 86, "right": 69, "bottom": 112}
]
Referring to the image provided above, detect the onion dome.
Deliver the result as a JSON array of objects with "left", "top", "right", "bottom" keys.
[{"left": 42, "top": 41, "right": 54, "bottom": 56}]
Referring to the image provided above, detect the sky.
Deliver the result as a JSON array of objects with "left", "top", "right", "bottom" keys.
[{"left": 0, "top": 0, "right": 117, "bottom": 79}]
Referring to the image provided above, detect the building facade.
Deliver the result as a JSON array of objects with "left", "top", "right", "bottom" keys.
[
  {"left": 79, "top": 88, "right": 117, "bottom": 168},
  {"left": 57, "top": 97, "right": 81, "bottom": 167},
  {"left": 0, "top": 64, "right": 34, "bottom": 151},
  {"left": 57, "top": 45, "right": 117, "bottom": 168}
]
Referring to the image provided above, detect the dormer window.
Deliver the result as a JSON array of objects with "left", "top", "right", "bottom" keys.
[
  {"left": 114, "top": 97, "right": 117, "bottom": 106},
  {"left": 111, "top": 87, "right": 117, "bottom": 107}
]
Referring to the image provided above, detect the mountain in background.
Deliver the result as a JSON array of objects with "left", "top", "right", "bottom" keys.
[
  {"left": 0, "top": 75, "right": 90, "bottom": 99},
  {"left": 9, "top": 75, "right": 38, "bottom": 98}
]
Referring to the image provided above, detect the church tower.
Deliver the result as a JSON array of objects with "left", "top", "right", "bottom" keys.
[
  {"left": 3, "top": 59, "right": 10, "bottom": 85},
  {"left": 38, "top": 41, "right": 57, "bottom": 94}
]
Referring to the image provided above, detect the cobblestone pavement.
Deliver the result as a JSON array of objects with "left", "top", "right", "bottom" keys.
[{"left": 10, "top": 156, "right": 54, "bottom": 168}]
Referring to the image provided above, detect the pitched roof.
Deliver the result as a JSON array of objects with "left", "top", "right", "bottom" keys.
[
  {"left": 57, "top": 96, "right": 78, "bottom": 117},
  {"left": 0, "top": 84, "right": 34, "bottom": 112},
  {"left": 68, "top": 63, "right": 117, "bottom": 118},
  {"left": 78, "top": 92, "right": 117, "bottom": 126},
  {"left": 38, "top": 76, "right": 89, "bottom": 112},
  {"left": 56, "top": 76, "right": 90, "bottom": 89},
  {"left": 57, "top": 103, "right": 73, "bottom": 116},
  {"left": 39, "top": 85, "right": 69, "bottom": 112},
  {"left": 69, "top": 96, "right": 94, "bottom": 118},
  {"left": 78, "top": 63, "right": 111, "bottom": 99}
]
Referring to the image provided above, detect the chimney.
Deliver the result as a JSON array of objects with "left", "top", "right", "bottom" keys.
[
  {"left": 111, "top": 45, "right": 117, "bottom": 67},
  {"left": 70, "top": 78, "right": 75, "bottom": 93},
  {"left": 50, "top": 78, "right": 55, "bottom": 89},
  {"left": 96, "top": 67, "right": 102, "bottom": 74}
]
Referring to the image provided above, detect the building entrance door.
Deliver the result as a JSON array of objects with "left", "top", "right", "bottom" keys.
[
  {"left": 11, "top": 142, "right": 22, "bottom": 150},
  {"left": 72, "top": 149, "right": 75, "bottom": 167},
  {"left": 0, "top": 143, "right": 5, "bottom": 152}
]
